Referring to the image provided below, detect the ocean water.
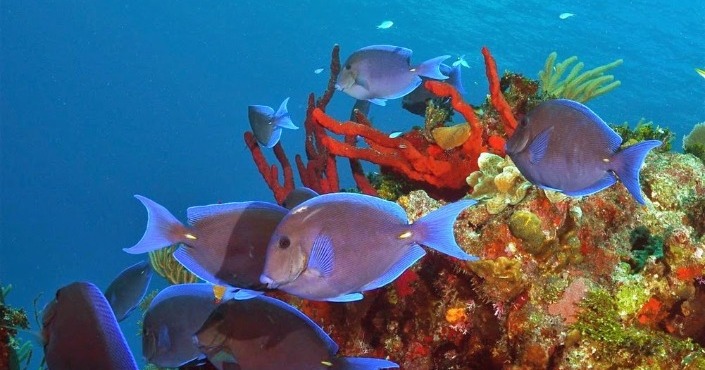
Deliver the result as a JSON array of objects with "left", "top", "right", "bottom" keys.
[{"left": 1, "top": 1, "right": 704, "bottom": 368}]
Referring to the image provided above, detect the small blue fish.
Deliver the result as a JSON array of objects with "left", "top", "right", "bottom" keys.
[
  {"left": 42, "top": 282, "right": 138, "bottom": 370},
  {"left": 314, "top": 68, "right": 325, "bottom": 74},
  {"left": 195, "top": 295, "right": 399, "bottom": 370},
  {"left": 260, "top": 193, "right": 477, "bottom": 302},
  {"left": 506, "top": 99, "right": 661, "bottom": 204},
  {"left": 402, "top": 63, "right": 466, "bottom": 116},
  {"left": 124, "top": 195, "right": 287, "bottom": 290},
  {"left": 335, "top": 45, "right": 450, "bottom": 106},
  {"left": 452, "top": 55, "right": 470, "bottom": 69},
  {"left": 141, "top": 283, "right": 255, "bottom": 367},
  {"left": 248, "top": 97, "right": 298, "bottom": 148},
  {"left": 376, "top": 20, "right": 394, "bottom": 29},
  {"left": 104, "top": 260, "right": 153, "bottom": 322}
]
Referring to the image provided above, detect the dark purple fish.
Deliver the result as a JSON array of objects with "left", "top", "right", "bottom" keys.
[
  {"left": 194, "top": 295, "right": 398, "bottom": 370},
  {"left": 104, "top": 260, "right": 153, "bottom": 322},
  {"left": 248, "top": 97, "right": 298, "bottom": 148},
  {"left": 282, "top": 187, "right": 319, "bottom": 210},
  {"left": 260, "top": 193, "right": 477, "bottom": 302},
  {"left": 506, "top": 99, "right": 661, "bottom": 204},
  {"left": 42, "top": 282, "right": 138, "bottom": 370},
  {"left": 123, "top": 195, "right": 287, "bottom": 290},
  {"left": 402, "top": 63, "right": 466, "bottom": 116},
  {"left": 335, "top": 45, "right": 450, "bottom": 106},
  {"left": 141, "top": 283, "right": 221, "bottom": 367}
]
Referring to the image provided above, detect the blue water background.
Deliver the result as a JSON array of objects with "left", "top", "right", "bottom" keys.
[{"left": 2, "top": 1, "right": 704, "bottom": 367}]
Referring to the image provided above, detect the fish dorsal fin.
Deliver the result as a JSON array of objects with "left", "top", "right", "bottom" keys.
[
  {"left": 528, "top": 126, "right": 554, "bottom": 164},
  {"left": 326, "top": 292, "right": 363, "bottom": 302},
  {"left": 360, "top": 245, "right": 426, "bottom": 292},
  {"left": 554, "top": 99, "right": 622, "bottom": 151},
  {"left": 186, "top": 201, "right": 286, "bottom": 226},
  {"left": 307, "top": 234, "right": 335, "bottom": 278},
  {"left": 359, "top": 45, "right": 412, "bottom": 59},
  {"left": 248, "top": 105, "right": 275, "bottom": 129},
  {"left": 259, "top": 295, "right": 339, "bottom": 353}
]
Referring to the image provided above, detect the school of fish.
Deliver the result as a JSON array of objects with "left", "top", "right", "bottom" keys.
[{"left": 38, "top": 42, "right": 662, "bottom": 369}]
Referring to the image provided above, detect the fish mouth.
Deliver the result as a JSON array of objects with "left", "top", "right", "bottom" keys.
[{"left": 259, "top": 274, "right": 280, "bottom": 289}]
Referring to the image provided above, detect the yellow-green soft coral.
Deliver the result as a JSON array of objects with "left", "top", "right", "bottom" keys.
[
  {"left": 149, "top": 244, "right": 199, "bottom": 284},
  {"left": 466, "top": 153, "right": 531, "bottom": 214},
  {"left": 539, "top": 52, "right": 623, "bottom": 103}
]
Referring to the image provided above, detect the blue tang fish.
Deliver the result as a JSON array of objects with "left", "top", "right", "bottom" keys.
[
  {"left": 248, "top": 97, "right": 298, "bottom": 148},
  {"left": 335, "top": 45, "right": 450, "bottom": 106},
  {"left": 402, "top": 62, "right": 466, "bottom": 116},
  {"left": 260, "top": 193, "right": 477, "bottom": 302},
  {"left": 124, "top": 195, "right": 287, "bottom": 290},
  {"left": 42, "top": 282, "right": 138, "bottom": 370},
  {"left": 194, "top": 295, "right": 399, "bottom": 370},
  {"left": 104, "top": 260, "right": 153, "bottom": 322},
  {"left": 282, "top": 187, "right": 320, "bottom": 210},
  {"left": 505, "top": 99, "right": 662, "bottom": 204},
  {"left": 141, "top": 283, "right": 256, "bottom": 367}
]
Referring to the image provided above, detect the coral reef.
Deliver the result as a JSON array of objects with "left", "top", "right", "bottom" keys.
[
  {"left": 148, "top": 245, "right": 199, "bottom": 284},
  {"left": 272, "top": 150, "right": 705, "bottom": 369},
  {"left": 684, "top": 122, "right": 705, "bottom": 163},
  {"left": 466, "top": 153, "right": 531, "bottom": 214},
  {"left": 0, "top": 284, "right": 32, "bottom": 370},
  {"left": 246, "top": 46, "right": 518, "bottom": 201},
  {"left": 539, "top": 52, "right": 623, "bottom": 102},
  {"left": 611, "top": 117, "right": 674, "bottom": 152},
  {"left": 245, "top": 46, "right": 705, "bottom": 369}
]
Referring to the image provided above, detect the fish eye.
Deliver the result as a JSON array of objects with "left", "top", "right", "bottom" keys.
[
  {"left": 278, "top": 236, "right": 291, "bottom": 249},
  {"left": 520, "top": 117, "right": 528, "bottom": 127},
  {"left": 345, "top": 64, "right": 351, "bottom": 70}
]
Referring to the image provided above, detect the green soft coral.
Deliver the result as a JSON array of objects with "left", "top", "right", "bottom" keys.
[{"left": 539, "top": 52, "right": 623, "bottom": 102}]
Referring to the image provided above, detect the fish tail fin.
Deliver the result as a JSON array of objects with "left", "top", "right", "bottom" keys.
[
  {"left": 123, "top": 195, "right": 188, "bottom": 254},
  {"left": 612, "top": 140, "right": 662, "bottom": 204},
  {"left": 447, "top": 63, "right": 466, "bottom": 95},
  {"left": 411, "top": 199, "right": 478, "bottom": 261},
  {"left": 415, "top": 55, "right": 451, "bottom": 80},
  {"left": 273, "top": 97, "right": 298, "bottom": 130},
  {"left": 331, "top": 357, "right": 399, "bottom": 369}
]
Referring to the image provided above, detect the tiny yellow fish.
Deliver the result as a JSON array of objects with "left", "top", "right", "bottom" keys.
[
  {"left": 212, "top": 284, "right": 227, "bottom": 303},
  {"left": 696, "top": 68, "right": 705, "bottom": 79}
]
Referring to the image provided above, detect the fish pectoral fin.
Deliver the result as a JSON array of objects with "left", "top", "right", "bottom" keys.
[
  {"left": 528, "top": 126, "right": 554, "bottom": 164},
  {"left": 173, "top": 248, "right": 223, "bottom": 286},
  {"left": 354, "top": 74, "right": 369, "bottom": 90},
  {"left": 360, "top": 245, "right": 426, "bottom": 292},
  {"left": 326, "top": 292, "right": 363, "bottom": 302},
  {"left": 307, "top": 234, "right": 335, "bottom": 278},
  {"left": 562, "top": 172, "right": 617, "bottom": 197},
  {"left": 368, "top": 98, "right": 387, "bottom": 106}
]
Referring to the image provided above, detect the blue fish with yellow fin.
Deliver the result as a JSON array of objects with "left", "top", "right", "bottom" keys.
[
  {"left": 506, "top": 99, "right": 661, "bottom": 204},
  {"left": 260, "top": 193, "right": 477, "bottom": 302}
]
